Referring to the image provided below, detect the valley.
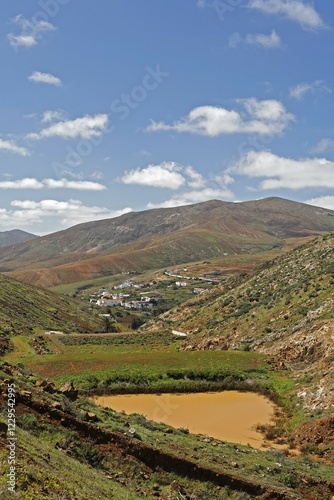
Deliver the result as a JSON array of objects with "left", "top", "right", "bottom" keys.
[{"left": 0, "top": 198, "right": 334, "bottom": 499}]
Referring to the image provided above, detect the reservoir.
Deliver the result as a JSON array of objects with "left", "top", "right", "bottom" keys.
[{"left": 94, "top": 391, "right": 276, "bottom": 449}]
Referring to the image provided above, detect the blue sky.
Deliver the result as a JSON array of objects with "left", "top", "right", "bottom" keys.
[{"left": 1, "top": 0, "right": 334, "bottom": 235}]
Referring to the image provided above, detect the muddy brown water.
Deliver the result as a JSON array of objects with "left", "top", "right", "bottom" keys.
[{"left": 94, "top": 391, "right": 278, "bottom": 449}]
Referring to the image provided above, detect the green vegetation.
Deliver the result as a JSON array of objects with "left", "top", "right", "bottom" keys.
[
  {"left": 1, "top": 208, "right": 334, "bottom": 498},
  {"left": 1, "top": 363, "right": 334, "bottom": 499},
  {"left": 156, "top": 231, "right": 334, "bottom": 349},
  {"left": 0, "top": 274, "right": 103, "bottom": 338},
  {"left": 5, "top": 333, "right": 276, "bottom": 396}
]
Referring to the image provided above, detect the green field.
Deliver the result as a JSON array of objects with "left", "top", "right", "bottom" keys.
[{"left": 5, "top": 332, "right": 288, "bottom": 403}]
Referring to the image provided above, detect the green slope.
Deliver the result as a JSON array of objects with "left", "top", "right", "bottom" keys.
[{"left": 0, "top": 273, "right": 102, "bottom": 341}]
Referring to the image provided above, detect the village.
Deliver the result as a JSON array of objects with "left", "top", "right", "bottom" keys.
[{"left": 87, "top": 267, "right": 221, "bottom": 313}]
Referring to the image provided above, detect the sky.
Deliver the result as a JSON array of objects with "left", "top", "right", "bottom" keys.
[{"left": 1, "top": 0, "right": 334, "bottom": 235}]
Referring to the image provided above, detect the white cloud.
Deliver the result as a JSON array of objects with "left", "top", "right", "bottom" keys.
[
  {"left": 120, "top": 162, "right": 186, "bottom": 189},
  {"left": 0, "top": 138, "right": 30, "bottom": 157},
  {"left": 28, "top": 71, "right": 62, "bottom": 87},
  {"left": 248, "top": 0, "right": 325, "bottom": 30},
  {"left": 230, "top": 30, "right": 282, "bottom": 49},
  {"left": 184, "top": 166, "right": 206, "bottom": 189},
  {"left": 44, "top": 179, "right": 106, "bottom": 190},
  {"left": 311, "top": 138, "right": 334, "bottom": 154},
  {"left": 7, "top": 35, "right": 37, "bottom": 48},
  {"left": 0, "top": 178, "right": 106, "bottom": 191},
  {"left": 147, "top": 99, "right": 293, "bottom": 137},
  {"left": 289, "top": 80, "right": 331, "bottom": 100},
  {"left": 214, "top": 174, "right": 235, "bottom": 186},
  {"left": 306, "top": 196, "right": 334, "bottom": 211},
  {"left": 231, "top": 150, "right": 334, "bottom": 190},
  {"left": 120, "top": 162, "right": 210, "bottom": 190},
  {"left": 0, "top": 199, "right": 132, "bottom": 233},
  {"left": 27, "top": 114, "right": 109, "bottom": 140},
  {"left": 7, "top": 15, "right": 56, "bottom": 49},
  {"left": 246, "top": 30, "right": 282, "bottom": 48},
  {"left": 0, "top": 178, "right": 43, "bottom": 189},
  {"left": 147, "top": 187, "right": 234, "bottom": 209},
  {"left": 42, "top": 110, "right": 66, "bottom": 123}
]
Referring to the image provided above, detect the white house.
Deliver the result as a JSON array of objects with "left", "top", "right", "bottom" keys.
[{"left": 97, "top": 298, "right": 123, "bottom": 307}]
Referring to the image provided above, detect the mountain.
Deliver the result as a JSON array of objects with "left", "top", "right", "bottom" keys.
[
  {"left": 147, "top": 230, "right": 334, "bottom": 410},
  {"left": 1, "top": 197, "right": 334, "bottom": 287},
  {"left": 0, "top": 229, "right": 37, "bottom": 248}
]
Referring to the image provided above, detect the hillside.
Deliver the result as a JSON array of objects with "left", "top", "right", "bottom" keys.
[
  {"left": 2, "top": 363, "right": 334, "bottom": 499},
  {"left": 147, "top": 231, "right": 334, "bottom": 411},
  {"left": 1, "top": 197, "right": 334, "bottom": 288},
  {"left": 0, "top": 229, "right": 37, "bottom": 248},
  {"left": 0, "top": 273, "right": 102, "bottom": 355}
]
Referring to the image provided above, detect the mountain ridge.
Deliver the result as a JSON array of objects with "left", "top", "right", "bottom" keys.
[{"left": 2, "top": 197, "right": 334, "bottom": 287}]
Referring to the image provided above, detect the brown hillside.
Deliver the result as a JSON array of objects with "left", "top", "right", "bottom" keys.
[{"left": 1, "top": 197, "right": 334, "bottom": 287}]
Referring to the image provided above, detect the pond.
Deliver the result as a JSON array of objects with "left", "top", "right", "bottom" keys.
[{"left": 94, "top": 391, "right": 277, "bottom": 449}]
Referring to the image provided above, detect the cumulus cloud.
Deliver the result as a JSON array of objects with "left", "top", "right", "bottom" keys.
[
  {"left": 0, "top": 178, "right": 106, "bottom": 191},
  {"left": 26, "top": 114, "right": 109, "bottom": 140},
  {"left": 7, "top": 15, "right": 56, "bottom": 49},
  {"left": 229, "top": 30, "right": 282, "bottom": 49},
  {"left": 120, "top": 162, "right": 209, "bottom": 190},
  {"left": 306, "top": 196, "right": 334, "bottom": 211},
  {"left": 120, "top": 161, "right": 235, "bottom": 207},
  {"left": 0, "top": 199, "right": 132, "bottom": 233},
  {"left": 289, "top": 80, "right": 331, "bottom": 100},
  {"left": 147, "top": 99, "right": 293, "bottom": 137},
  {"left": 0, "top": 178, "right": 43, "bottom": 189},
  {"left": 230, "top": 150, "right": 334, "bottom": 190},
  {"left": 214, "top": 174, "right": 235, "bottom": 186},
  {"left": 120, "top": 162, "right": 186, "bottom": 189},
  {"left": 147, "top": 187, "right": 234, "bottom": 209},
  {"left": 247, "top": 0, "right": 325, "bottom": 30},
  {"left": 0, "top": 138, "right": 30, "bottom": 157},
  {"left": 184, "top": 166, "right": 206, "bottom": 189},
  {"left": 28, "top": 71, "right": 62, "bottom": 87}
]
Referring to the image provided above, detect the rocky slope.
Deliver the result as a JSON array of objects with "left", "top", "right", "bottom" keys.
[{"left": 147, "top": 231, "right": 334, "bottom": 411}]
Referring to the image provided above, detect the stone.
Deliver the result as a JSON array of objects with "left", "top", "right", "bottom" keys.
[
  {"left": 86, "top": 412, "right": 98, "bottom": 422},
  {"left": 51, "top": 402, "right": 63, "bottom": 410},
  {"left": 58, "top": 381, "right": 78, "bottom": 401}
]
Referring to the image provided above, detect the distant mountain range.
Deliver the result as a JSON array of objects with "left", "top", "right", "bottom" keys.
[
  {"left": 1, "top": 197, "right": 334, "bottom": 287},
  {"left": 0, "top": 229, "right": 37, "bottom": 248}
]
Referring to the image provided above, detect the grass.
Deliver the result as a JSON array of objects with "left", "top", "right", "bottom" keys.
[
  {"left": 1, "top": 361, "right": 334, "bottom": 500},
  {"left": 0, "top": 424, "right": 144, "bottom": 499},
  {"left": 2, "top": 362, "right": 334, "bottom": 500},
  {"left": 0, "top": 273, "right": 103, "bottom": 335},
  {"left": 4, "top": 333, "right": 290, "bottom": 408}
]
